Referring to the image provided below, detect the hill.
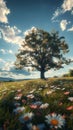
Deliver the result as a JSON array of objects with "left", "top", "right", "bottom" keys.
[
  {"left": 0, "top": 77, "right": 15, "bottom": 81},
  {"left": 0, "top": 77, "right": 73, "bottom": 130}
]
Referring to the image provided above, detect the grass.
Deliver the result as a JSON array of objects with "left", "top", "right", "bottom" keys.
[{"left": 0, "top": 77, "right": 73, "bottom": 130}]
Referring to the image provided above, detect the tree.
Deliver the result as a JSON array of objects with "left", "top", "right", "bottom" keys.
[
  {"left": 62, "top": 74, "right": 69, "bottom": 77},
  {"left": 15, "top": 27, "right": 71, "bottom": 79},
  {"left": 69, "top": 69, "right": 73, "bottom": 77}
]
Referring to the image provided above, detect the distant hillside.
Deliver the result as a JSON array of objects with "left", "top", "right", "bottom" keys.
[
  {"left": 0, "top": 77, "right": 31, "bottom": 82},
  {"left": 0, "top": 77, "right": 15, "bottom": 81}
]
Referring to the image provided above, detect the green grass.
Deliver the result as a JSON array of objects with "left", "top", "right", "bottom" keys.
[{"left": 0, "top": 77, "right": 73, "bottom": 130}]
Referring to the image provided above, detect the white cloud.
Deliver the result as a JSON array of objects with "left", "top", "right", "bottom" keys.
[
  {"left": 0, "top": 49, "right": 6, "bottom": 54},
  {"left": 62, "top": 0, "right": 73, "bottom": 13},
  {"left": 52, "top": 0, "right": 73, "bottom": 20},
  {"left": 8, "top": 50, "right": 13, "bottom": 54},
  {"left": 68, "top": 57, "right": 73, "bottom": 61},
  {"left": 51, "top": 8, "right": 63, "bottom": 20},
  {"left": 0, "top": 61, "right": 30, "bottom": 80},
  {"left": 0, "top": 49, "right": 13, "bottom": 54},
  {"left": 67, "top": 26, "right": 73, "bottom": 31},
  {"left": 0, "top": 72, "right": 31, "bottom": 80},
  {"left": 71, "top": 10, "right": 73, "bottom": 14},
  {"left": 0, "top": 71, "right": 29, "bottom": 80},
  {"left": 0, "top": 25, "right": 23, "bottom": 45},
  {"left": 9, "top": 73, "right": 28, "bottom": 80},
  {"left": 0, "top": 58, "right": 3, "bottom": 62},
  {"left": 68, "top": 67, "right": 73, "bottom": 70},
  {"left": 0, "top": 58, "right": 5, "bottom": 63},
  {"left": 0, "top": 31, "right": 2, "bottom": 38},
  {"left": 2, "top": 61, "right": 14, "bottom": 71},
  {"left": 0, "top": 0, "right": 10, "bottom": 23},
  {"left": 0, "top": 1, "right": 23, "bottom": 45},
  {"left": 60, "top": 20, "right": 70, "bottom": 31},
  {"left": 24, "top": 26, "right": 37, "bottom": 36},
  {"left": 1, "top": 61, "right": 30, "bottom": 75}
]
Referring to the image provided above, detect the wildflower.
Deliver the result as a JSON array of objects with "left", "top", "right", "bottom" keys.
[
  {"left": 45, "top": 113, "right": 65, "bottom": 129},
  {"left": 40, "top": 103, "right": 49, "bottom": 109},
  {"left": 17, "top": 89, "right": 22, "bottom": 93},
  {"left": 30, "top": 101, "right": 42, "bottom": 109},
  {"left": 29, "top": 89, "right": 36, "bottom": 94},
  {"left": 56, "top": 87, "right": 60, "bottom": 90},
  {"left": 64, "top": 91, "right": 70, "bottom": 95},
  {"left": 17, "top": 93, "right": 23, "bottom": 97},
  {"left": 50, "top": 85, "right": 55, "bottom": 89},
  {"left": 62, "top": 88, "right": 65, "bottom": 91},
  {"left": 13, "top": 106, "right": 25, "bottom": 114},
  {"left": 38, "top": 88, "right": 43, "bottom": 91},
  {"left": 32, "top": 125, "right": 40, "bottom": 130},
  {"left": 30, "top": 104, "right": 38, "bottom": 109},
  {"left": 19, "top": 112, "right": 34, "bottom": 123},
  {"left": 27, "top": 94, "right": 34, "bottom": 99},
  {"left": 46, "top": 90, "right": 54, "bottom": 95},
  {"left": 27, "top": 123, "right": 45, "bottom": 130},
  {"left": 22, "top": 99, "right": 27, "bottom": 104},
  {"left": 68, "top": 97, "right": 73, "bottom": 102},
  {"left": 58, "top": 102, "right": 63, "bottom": 106},
  {"left": 14, "top": 93, "right": 22, "bottom": 100},
  {"left": 66, "top": 106, "right": 73, "bottom": 110},
  {"left": 14, "top": 96, "right": 21, "bottom": 100}
]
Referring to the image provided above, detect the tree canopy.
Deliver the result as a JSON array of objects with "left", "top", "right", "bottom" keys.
[
  {"left": 15, "top": 27, "right": 71, "bottom": 79},
  {"left": 69, "top": 69, "right": 73, "bottom": 77}
]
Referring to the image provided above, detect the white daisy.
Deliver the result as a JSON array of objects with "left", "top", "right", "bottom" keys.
[
  {"left": 45, "top": 113, "right": 65, "bottom": 129},
  {"left": 14, "top": 96, "right": 21, "bottom": 100},
  {"left": 68, "top": 97, "right": 73, "bottom": 101},
  {"left": 19, "top": 112, "right": 34, "bottom": 123},
  {"left": 40, "top": 103, "right": 49, "bottom": 109},
  {"left": 27, "top": 94, "right": 35, "bottom": 99},
  {"left": 29, "top": 89, "right": 36, "bottom": 94}
]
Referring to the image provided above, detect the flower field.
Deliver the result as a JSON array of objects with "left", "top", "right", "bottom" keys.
[{"left": 0, "top": 77, "right": 73, "bottom": 130}]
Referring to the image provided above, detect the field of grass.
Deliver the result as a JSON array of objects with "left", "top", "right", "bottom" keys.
[{"left": 0, "top": 77, "right": 73, "bottom": 130}]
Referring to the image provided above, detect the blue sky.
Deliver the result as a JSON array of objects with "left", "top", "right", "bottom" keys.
[{"left": 0, "top": 0, "right": 73, "bottom": 79}]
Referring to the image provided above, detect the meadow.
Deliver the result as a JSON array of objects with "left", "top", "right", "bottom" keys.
[{"left": 0, "top": 77, "right": 73, "bottom": 130}]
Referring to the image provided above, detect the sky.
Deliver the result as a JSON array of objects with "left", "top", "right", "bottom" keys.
[{"left": 0, "top": 0, "right": 73, "bottom": 79}]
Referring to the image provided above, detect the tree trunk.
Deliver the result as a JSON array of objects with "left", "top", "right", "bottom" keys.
[{"left": 40, "top": 70, "right": 45, "bottom": 79}]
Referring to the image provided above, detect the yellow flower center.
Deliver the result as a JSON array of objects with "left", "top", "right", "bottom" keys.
[
  {"left": 24, "top": 116, "right": 29, "bottom": 121},
  {"left": 51, "top": 119, "right": 59, "bottom": 126}
]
